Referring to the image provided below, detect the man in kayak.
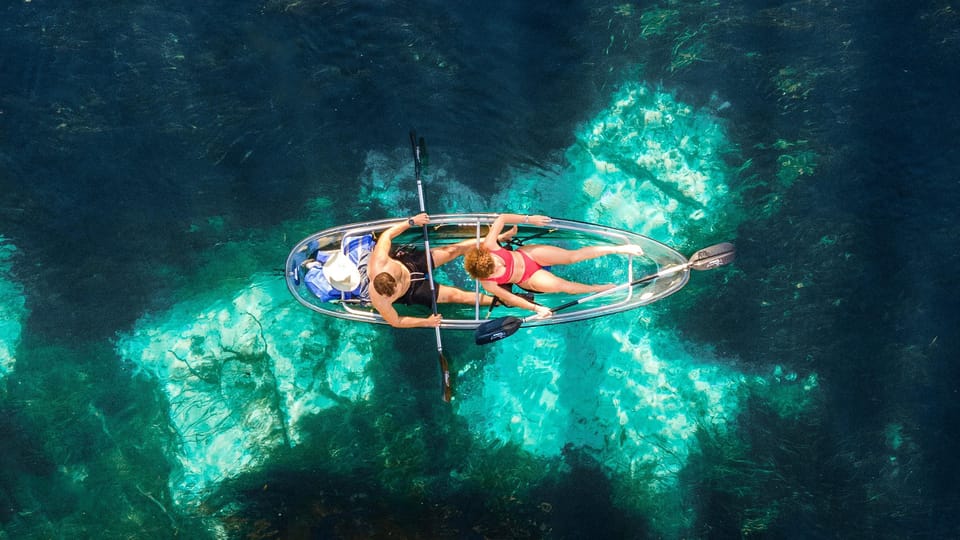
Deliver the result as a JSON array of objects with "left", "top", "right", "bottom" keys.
[
  {"left": 463, "top": 212, "right": 644, "bottom": 318},
  {"left": 369, "top": 213, "right": 494, "bottom": 328}
]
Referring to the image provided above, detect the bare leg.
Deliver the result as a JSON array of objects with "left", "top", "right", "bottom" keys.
[
  {"left": 430, "top": 238, "right": 478, "bottom": 267},
  {"left": 520, "top": 270, "right": 612, "bottom": 295},
  {"left": 437, "top": 284, "right": 494, "bottom": 306},
  {"left": 519, "top": 243, "right": 642, "bottom": 266}
]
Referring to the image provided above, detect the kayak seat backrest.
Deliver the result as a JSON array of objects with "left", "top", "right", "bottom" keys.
[{"left": 288, "top": 238, "right": 321, "bottom": 286}]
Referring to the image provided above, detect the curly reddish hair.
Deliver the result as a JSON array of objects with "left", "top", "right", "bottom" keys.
[{"left": 463, "top": 247, "right": 496, "bottom": 279}]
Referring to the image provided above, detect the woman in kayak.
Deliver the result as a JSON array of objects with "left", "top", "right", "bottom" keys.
[{"left": 463, "top": 213, "right": 644, "bottom": 318}]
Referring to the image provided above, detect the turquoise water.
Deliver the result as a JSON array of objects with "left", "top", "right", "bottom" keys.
[{"left": 3, "top": 1, "right": 959, "bottom": 538}]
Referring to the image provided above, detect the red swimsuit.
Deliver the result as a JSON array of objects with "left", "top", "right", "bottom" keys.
[{"left": 489, "top": 247, "right": 543, "bottom": 285}]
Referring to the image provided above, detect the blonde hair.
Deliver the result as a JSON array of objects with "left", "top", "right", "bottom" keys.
[{"left": 464, "top": 247, "right": 496, "bottom": 279}]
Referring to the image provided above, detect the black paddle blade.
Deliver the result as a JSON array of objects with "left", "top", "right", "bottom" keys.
[
  {"left": 690, "top": 242, "right": 736, "bottom": 271},
  {"left": 475, "top": 316, "right": 524, "bottom": 345},
  {"left": 439, "top": 352, "right": 452, "bottom": 403},
  {"left": 418, "top": 136, "right": 428, "bottom": 170}
]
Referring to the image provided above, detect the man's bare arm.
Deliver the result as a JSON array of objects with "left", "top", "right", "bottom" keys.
[
  {"left": 370, "top": 213, "right": 430, "bottom": 268},
  {"left": 370, "top": 294, "right": 441, "bottom": 328}
]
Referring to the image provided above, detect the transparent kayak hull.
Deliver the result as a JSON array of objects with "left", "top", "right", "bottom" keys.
[{"left": 285, "top": 214, "right": 689, "bottom": 330}]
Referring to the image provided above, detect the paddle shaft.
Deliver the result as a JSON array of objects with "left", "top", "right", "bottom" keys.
[
  {"left": 531, "top": 241, "right": 735, "bottom": 320},
  {"left": 475, "top": 242, "right": 735, "bottom": 345},
  {"left": 529, "top": 261, "right": 691, "bottom": 321},
  {"left": 417, "top": 173, "right": 450, "bottom": 381},
  {"left": 416, "top": 176, "right": 441, "bottom": 329}
]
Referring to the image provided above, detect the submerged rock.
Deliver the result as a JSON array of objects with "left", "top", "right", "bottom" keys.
[
  {"left": 116, "top": 274, "right": 377, "bottom": 507},
  {"left": 1, "top": 236, "right": 26, "bottom": 379}
]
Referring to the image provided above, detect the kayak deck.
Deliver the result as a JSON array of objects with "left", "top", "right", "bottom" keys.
[{"left": 285, "top": 213, "right": 689, "bottom": 330}]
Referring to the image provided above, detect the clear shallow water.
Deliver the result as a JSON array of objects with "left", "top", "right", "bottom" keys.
[{"left": 3, "top": 1, "right": 959, "bottom": 538}]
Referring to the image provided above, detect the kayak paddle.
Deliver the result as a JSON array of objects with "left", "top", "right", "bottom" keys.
[
  {"left": 411, "top": 130, "right": 452, "bottom": 402},
  {"left": 474, "top": 242, "right": 736, "bottom": 345}
]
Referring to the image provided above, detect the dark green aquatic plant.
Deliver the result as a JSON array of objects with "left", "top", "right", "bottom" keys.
[
  {"left": 675, "top": 384, "right": 868, "bottom": 538},
  {"left": 201, "top": 400, "right": 572, "bottom": 538}
]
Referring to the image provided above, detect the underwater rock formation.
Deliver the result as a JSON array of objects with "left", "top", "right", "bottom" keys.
[
  {"left": 116, "top": 275, "right": 378, "bottom": 507},
  {"left": 0, "top": 237, "right": 26, "bottom": 379}
]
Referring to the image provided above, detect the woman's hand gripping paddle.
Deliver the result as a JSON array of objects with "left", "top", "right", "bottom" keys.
[
  {"left": 411, "top": 131, "right": 452, "bottom": 402},
  {"left": 474, "top": 242, "right": 737, "bottom": 345}
]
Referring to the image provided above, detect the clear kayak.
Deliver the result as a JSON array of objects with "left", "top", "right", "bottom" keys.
[{"left": 285, "top": 213, "right": 695, "bottom": 330}]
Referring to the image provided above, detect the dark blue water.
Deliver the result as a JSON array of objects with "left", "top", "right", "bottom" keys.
[{"left": 2, "top": 1, "right": 959, "bottom": 538}]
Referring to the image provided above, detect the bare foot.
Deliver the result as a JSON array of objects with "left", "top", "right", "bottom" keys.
[
  {"left": 616, "top": 244, "right": 644, "bottom": 256},
  {"left": 498, "top": 225, "right": 519, "bottom": 242}
]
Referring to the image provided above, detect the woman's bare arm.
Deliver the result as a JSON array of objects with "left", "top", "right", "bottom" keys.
[
  {"left": 481, "top": 281, "right": 551, "bottom": 317},
  {"left": 482, "top": 213, "right": 550, "bottom": 250}
]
